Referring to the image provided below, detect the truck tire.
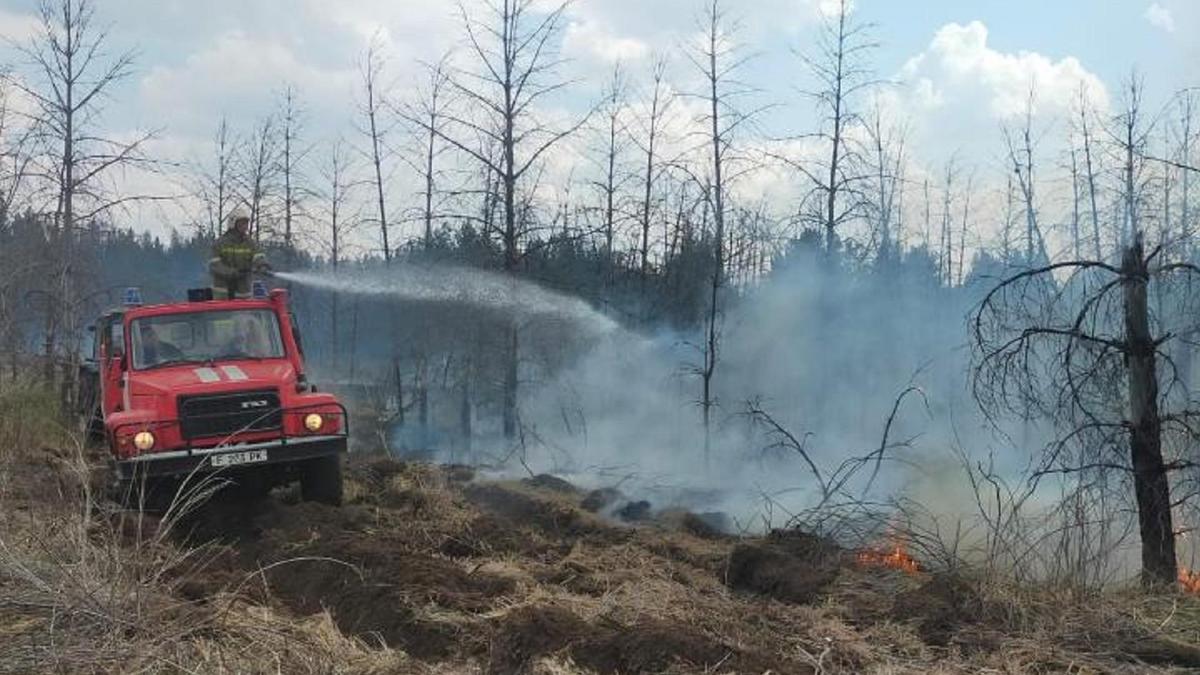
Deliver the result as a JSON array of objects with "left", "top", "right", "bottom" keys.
[{"left": 300, "top": 454, "right": 343, "bottom": 506}]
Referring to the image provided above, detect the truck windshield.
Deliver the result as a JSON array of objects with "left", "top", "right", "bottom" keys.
[{"left": 130, "top": 309, "right": 285, "bottom": 370}]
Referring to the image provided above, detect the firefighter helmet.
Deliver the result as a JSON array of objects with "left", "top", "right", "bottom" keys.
[{"left": 228, "top": 209, "right": 250, "bottom": 230}]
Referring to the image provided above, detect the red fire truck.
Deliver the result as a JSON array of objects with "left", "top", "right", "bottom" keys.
[{"left": 85, "top": 285, "right": 347, "bottom": 507}]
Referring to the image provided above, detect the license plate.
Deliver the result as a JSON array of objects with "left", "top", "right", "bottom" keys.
[{"left": 211, "top": 449, "right": 268, "bottom": 467}]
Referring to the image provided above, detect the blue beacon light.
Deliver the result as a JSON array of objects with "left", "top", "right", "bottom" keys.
[{"left": 122, "top": 287, "right": 143, "bottom": 306}]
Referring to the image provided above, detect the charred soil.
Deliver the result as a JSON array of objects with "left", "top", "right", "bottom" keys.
[{"left": 6, "top": 451, "right": 1200, "bottom": 674}]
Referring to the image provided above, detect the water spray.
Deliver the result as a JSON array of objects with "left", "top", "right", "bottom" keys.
[{"left": 274, "top": 266, "right": 620, "bottom": 336}]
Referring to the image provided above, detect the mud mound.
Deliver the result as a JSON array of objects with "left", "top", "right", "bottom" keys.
[
  {"left": 571, "top": 620, "right": 784, "bottom": 675},
  {"left": 891, "top": 573, "right": 982, "bottom": 646},
  {"left": 655, "top": 509, "right": 730, "bottom": 540},
  {"left": 487, "top": 605, "right": 792, "bottom": 675},
  {"left": 353, "top": 456, "right": 409, "bottom": 488},
  {"left": 487, "top": 605, "right": 590, "bottom": 674},
  {"left": 256, "top": 536, "right": 510, "bottom": 657},
  {"left": 522, "top": 473, "right": 578, "bottom": 494},
  {"left": 726, "top": 528, "right": 845, "bottom": 604},
  {"left": 580, "top": 487, "right": 623, "bottom": 513},
  {"left": 616, "top": 499, "right": 652, "bottom": 522},
  {"left": 684, "top": 511, "right": 731, "bottom": 537},
  {"left": 177, "top": 496, "right": 514, "bottom": 658},
  {"left": 439, "top": 512, "right": 553, "bottom": 559},
  {"left": 264, "top": 559, "right": 468, "bottom": 659},
  {"left": 465, "top": 483, "right": 625, "bottom": 543}
]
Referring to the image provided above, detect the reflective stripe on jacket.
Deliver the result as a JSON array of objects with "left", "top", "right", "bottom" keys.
[{"left": 209, "top": 228, "right": 264, "bottom": 283}]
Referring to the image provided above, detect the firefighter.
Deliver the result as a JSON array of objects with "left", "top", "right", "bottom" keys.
[
  {"left": 138, "top": 323, "right": 182, "bottom": 366},
  {"left": 209, "top": 210, "right": 270, "bottom": 299}
]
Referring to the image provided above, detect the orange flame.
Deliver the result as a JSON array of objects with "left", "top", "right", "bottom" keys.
[
  {"left": 1180, "top": 568, "right": 1200, "bottom": 594},
  {"left": 858, "top": 545, "right": 920, "bottom": 574}
]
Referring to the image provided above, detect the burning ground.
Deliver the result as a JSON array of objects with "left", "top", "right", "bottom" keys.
[{"left": 5, "top": 444, "right": 1200, "bottom": 674}]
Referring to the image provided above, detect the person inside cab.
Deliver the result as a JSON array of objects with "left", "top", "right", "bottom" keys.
[
  {"left": 221, "top": 314, "right": 270, "bottom": 358},
  {"left": 138, "top": 324, "right": 183, "bottom": 367},
  {"left": 209, "top": 210, "right": 271, "bottom": 299}
]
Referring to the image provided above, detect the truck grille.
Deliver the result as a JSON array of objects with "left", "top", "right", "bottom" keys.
[{"left": 178, "top": 389, "right": 282, "bottom": 440}]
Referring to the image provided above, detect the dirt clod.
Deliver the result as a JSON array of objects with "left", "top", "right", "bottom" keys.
[
  {"left": 891, "top": 574, "right": 982, "bottom": 646},
  {"left": 523, "top": 473, "right": 578, "bottom": 494},
  {"left": 580, "top": 487, "right": 623, "bottom": 513},
  {"left": 570, "top": 621, "right": 740, "bottom": 674},
  {"left": 487, "top": 605, "right": 590, "bottom": 674},
  {"left": 680, "top": 511, "right": 729, "bottom": 539},
  {"left": 616, "top": 499, "right": 652, "bottom": 522},
  {"left": 465, "top": 483, "right": 621, "bottom": 542},
  {"left": 726, "top": 529, "right": 844, "bottom": 604}
]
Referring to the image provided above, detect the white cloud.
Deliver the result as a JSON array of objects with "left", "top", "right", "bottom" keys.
[
  {"left": 811, "top": 0, "right": 856, "bottom": 20},
  {"left": 1144, "top": 2, "right": 1176, "bottom": 32},
  {"left": 563, "top": 19, "right": 649, "bottom": 64},
  {"left": 139, "top": 31, "right": 357, "bottom": 134},
  {"left": 906, "top": 21, "right": 1108, "bottom": 120},
  {"left": 0, "top": 8, "right": 41, "bottom": 44},
  {"left": 876, "top": 21, "right": 1112, "bottom": 259}
]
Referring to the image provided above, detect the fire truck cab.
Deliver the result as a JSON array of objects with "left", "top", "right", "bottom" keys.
[{"left": 89, "top": 285, "right": 347, "bottom": 506}]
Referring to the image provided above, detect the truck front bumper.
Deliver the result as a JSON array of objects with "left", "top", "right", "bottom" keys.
[{"left": 113, "top": 434, "right": 346, "bottom": 480}]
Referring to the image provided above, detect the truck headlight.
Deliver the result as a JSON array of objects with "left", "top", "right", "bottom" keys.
[
  {"left": 304, "top": 413, "right": 323, "bottom": 432},
  {"left": 133, "top": 431, "right": 155, "bottom": 451}
]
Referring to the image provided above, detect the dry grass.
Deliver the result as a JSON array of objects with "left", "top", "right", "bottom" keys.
[
  {"left": 0, "top": 379, "right": 428, "bottom": 674},
  {"left": 2, "top": 377, "right": 1200, "bottom": 673}
]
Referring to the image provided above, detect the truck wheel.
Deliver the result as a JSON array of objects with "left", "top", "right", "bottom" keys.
[{"left": 300, "top": 455, "right": 343, "bottom": 506}]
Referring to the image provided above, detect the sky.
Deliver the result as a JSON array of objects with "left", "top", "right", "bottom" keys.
[{"left": 0, "top": 0, "right": 1194, "bottom": 253}]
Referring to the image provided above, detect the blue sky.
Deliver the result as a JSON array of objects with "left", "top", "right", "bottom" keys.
[{"left": 0, "top": 0, "right": 1193, "bottom": 249}]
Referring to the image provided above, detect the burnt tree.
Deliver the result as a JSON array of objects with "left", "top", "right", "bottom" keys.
[
  {"left": 439, "top": 0, "right": 587, "bottom": 440},
  {"left": 14, "top": 0, "right": 157, "bottom": 395},
  {"left": 973, "top": 231, "right": 1194, "bottom": 586},
  {"left": 796, "top": 0, "right": 875, "bottom": 257}
]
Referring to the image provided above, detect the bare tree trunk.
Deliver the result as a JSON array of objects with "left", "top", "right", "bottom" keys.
[
  {"left": 1124, "top": 112, "right": 1137, "bottom": 250},
  {"left": 1070, "top": 146, "right": 1082, "bottom": 260},
  {"left": 823, "top": 8, "right": 845, "bottom": 257},
  {"left": 939, "top": 163, "right": 954, "bottom": 283},
  {"left": 215, "top": 119, "right": 231, "bottom": 238},
  {"left": 282, "top": 87, "right": 297, "bottom": 258},
  {"left": 243, "top": 115, "right": 279, "bottom": 243},
  {"left": 1122, "top": 234, "right": 1178, "bottom": 586},
  {"left": 19, "top": 0, "right": 147, "bottom": 403},
  {"left": 361, "top": 39, "right": 391, "bottom": 263},
  {"left": 417, "top": 356, "right": 429, "bottom": 435},
  {"left": 393, "top": 360, "right": 405, "bottom": 429},
  {"left": 408, "top": 55, "right": 450, "bottom": 251},
  {"left": 1182, "top": 95, "right": 1193, "bottom": 255},
  {"left": 868, "top": 104, "right": 902, "bottom": 264},
  {"left": 1079, "top": 91, "right": 1104, "bottom": 259},
  {"left": 424, "top": 117, "right": 436, "bottom": 249},
  {"left": 957, "top": 174, "right": 972, "bottom": 285},
  {"left": 597, "top": 65, "right": 625, "bottom": 289},
  {"left": 1023, "top": 119, "right": 1037, "bottom": 263},
  {"left": 503, "top": 322, "right": 518, "bottom": 439},
  {"left": 459, "top": 355, "right": 472, "bottom": 463},
  {"left": 699, "top": 0, "right": 734, "bottom": 465},
  {"left": 442, "top": 1, "right": 582, "bottom": 441},
  {"left": 639, "top": 59, "right": 669, "bottom": 298},
  {"left": 330, "top": 158, "right": 340, "bottom": 370}
]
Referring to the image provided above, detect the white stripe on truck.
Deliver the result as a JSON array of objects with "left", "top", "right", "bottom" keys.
[
  {"left": 194, "top": 367, "right": 220, "bottom": 383},
  {"left": 221, "top": 365, "right": 249, "bottom": 381}
]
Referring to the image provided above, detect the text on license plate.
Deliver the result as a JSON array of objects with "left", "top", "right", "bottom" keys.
[{"left": 211, "top": 449, "right": 268, "bottom": 467}]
